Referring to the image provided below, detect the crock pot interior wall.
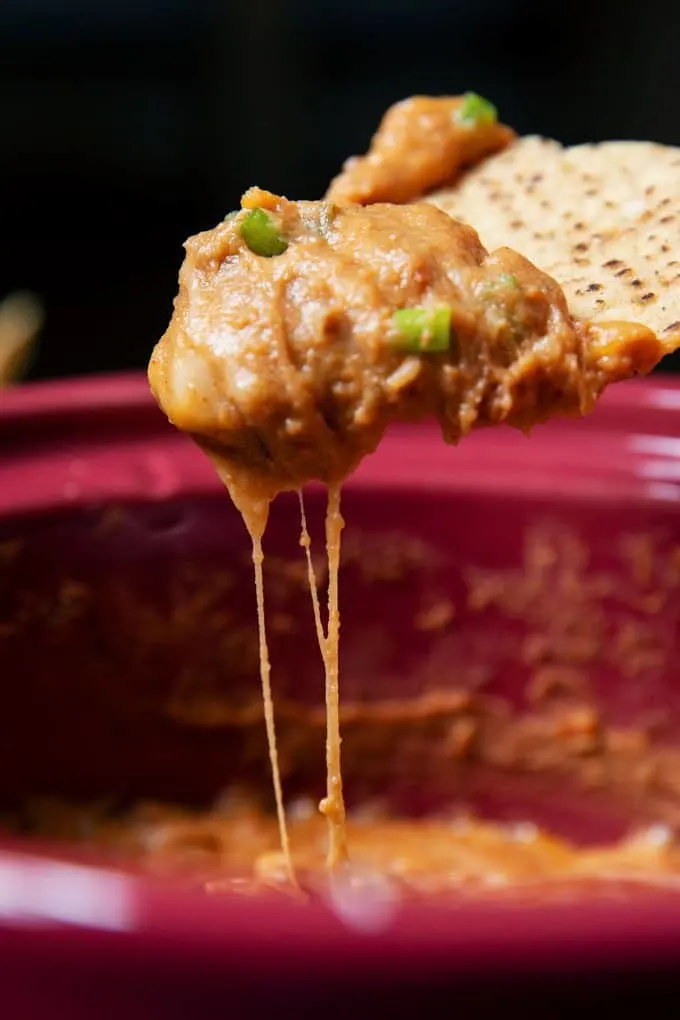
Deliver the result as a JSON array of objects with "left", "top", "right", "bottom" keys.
[{"left": 2, "top": 477, "right": 680, "bottom": 844}]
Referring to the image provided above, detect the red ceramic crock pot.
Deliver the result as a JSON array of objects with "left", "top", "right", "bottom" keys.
[{"left": 2, "top": 372, "right": 680, "bottom": 1018}]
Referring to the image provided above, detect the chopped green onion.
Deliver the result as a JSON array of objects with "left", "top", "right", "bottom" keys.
[
  {"left": 240, "top": 208, "right": 288, "bottom": 257},
  {"left": 480, "top": 273, "right": 519, "bottom": 297},
  {"left": 392, "top": 305, "right": 452, "bottom": 353},
  {"left": 457, "top": 92, "right": 498, "bottom": 127}
]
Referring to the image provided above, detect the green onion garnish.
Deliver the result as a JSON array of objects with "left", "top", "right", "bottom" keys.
[
  {"left": 392, "top": 305, "right": 452, "bottom": 353},
  {"left": 480, "top": 273, "right": 520, "bottom": 298},
  {"left": 457, "top": 92, "right": 498, "bottom": 127},
  {"left": 240, "top": 208, "right": 288, "bottom": 257}
]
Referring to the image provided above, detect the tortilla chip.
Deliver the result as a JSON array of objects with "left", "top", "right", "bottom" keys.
[
  {"left": 0, "top": 292, "right": 43, "bottom": 387},
  {"left": 428, "top": 138, "right": 680, "bottom": 349}
]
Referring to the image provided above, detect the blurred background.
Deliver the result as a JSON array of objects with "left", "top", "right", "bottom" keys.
[{"left": 2, "top": 0, "right": 679, "bottom": 381}]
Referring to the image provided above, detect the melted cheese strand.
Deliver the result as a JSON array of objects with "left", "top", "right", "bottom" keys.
[
  {"left": 297, "top": 489, "right": 328, "bottom": 661},
  {"left": 319, "top": 483, "right": 349, "bottom": 868},
  {"left": 219, "top": 470, "right": 295, "bottom": 888},
  {"left": 251, "top": 531, "right": 296, "bottom": 886}
]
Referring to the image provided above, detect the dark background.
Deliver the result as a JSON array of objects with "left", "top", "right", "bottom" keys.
[{"left": 3, "top": 0, "right": 679, "bottom": 381}]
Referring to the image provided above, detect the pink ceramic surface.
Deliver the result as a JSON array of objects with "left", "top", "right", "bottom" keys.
[{"left": 3, "top": 373, "right": 680, "bottom": 1015}]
